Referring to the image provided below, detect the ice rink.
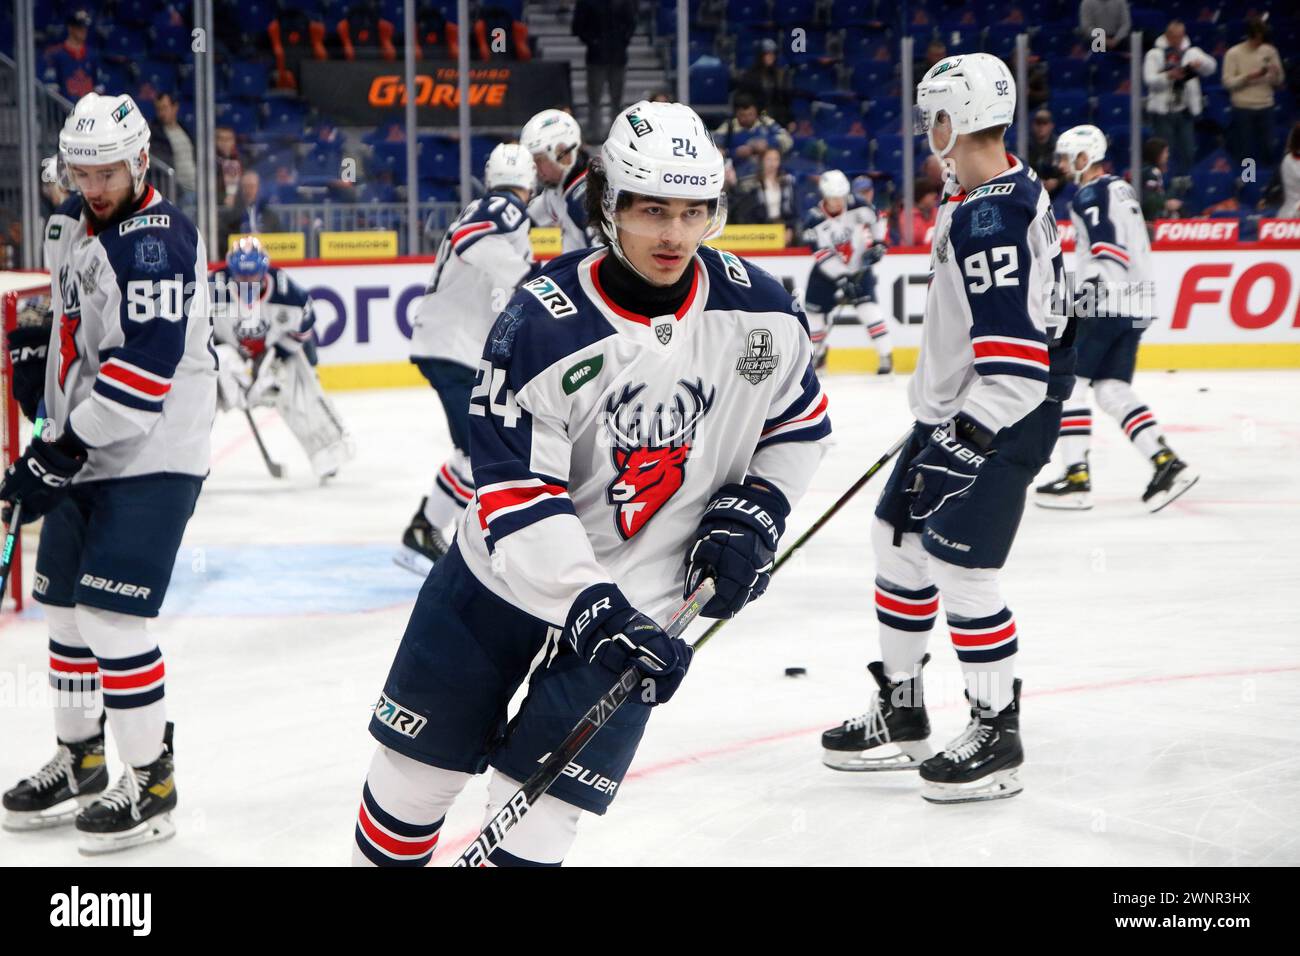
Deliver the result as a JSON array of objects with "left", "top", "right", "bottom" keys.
[{"left": 2, "top": 368, "right": 1298, "bottom": 866}]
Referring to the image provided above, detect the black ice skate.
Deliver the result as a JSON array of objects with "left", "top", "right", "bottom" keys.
[
  {"left": 1034, "top": 461, "right": 1092, "bottom": 510},
  {"left": 876, "top": 353, "right": 894, "bottom": 376},
  {"left": 1143, "top": 443, "right": 1199, "bottom": 513},
  {"left": 76, "top": 722, "right": 177, "bottom": 855},
  {"left": 393, "top": 496, "right": 450, "bottom": 576},
  {"left": 919, "top": 680, "right": 1023, "bottom": 804},
  {"left": 822, "top": 656, "right": 933, "bottom": 771},
  {"left": 2, "top": 718, "right": 108, "bottom": 831}
]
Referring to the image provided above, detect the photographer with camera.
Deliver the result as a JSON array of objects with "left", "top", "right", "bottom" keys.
[{"left": 1143, "top": 19, "right": 1217, "bottom": 177}]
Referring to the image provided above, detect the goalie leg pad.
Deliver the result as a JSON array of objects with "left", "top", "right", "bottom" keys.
[{"left": 275, "top": 352, "right": 356, "bottom": 478}]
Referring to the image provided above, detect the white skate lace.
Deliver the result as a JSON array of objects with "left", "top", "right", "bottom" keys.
[
  {"left": 94, "top": 765, "right": 147, "bottom": 822},
  {"left": 25, "top": 746, "right": 74, "bottom": 792},
  {"left": 942, "top": 717, "right": 991, "bottom": 762},
  {"left": 843, "top": 695, "right": 888, "bottom": 741}
]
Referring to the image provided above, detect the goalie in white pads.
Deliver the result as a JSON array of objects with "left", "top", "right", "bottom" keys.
[
  {"left": 822, "top": 55, "right": 1076, "bottom": 803},
  {"left": 398, "top": 143, "right": 538, "bottom": 575},
  {"left": 352, "top": 101, "right": 829, "bottom": 866},
  {"left": 210, "top": 237, "right": 355, "bottom": 481},
  {"left": 800, "top": 169, "right": 893, "bottom": 372},
  {"left": 1034, "top": 124, "right": 1198, "bottom": 513}
]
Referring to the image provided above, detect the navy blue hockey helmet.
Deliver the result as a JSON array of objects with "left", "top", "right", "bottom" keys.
[{"left": 227, "top": 236, "right": 270, "bottom": 281}]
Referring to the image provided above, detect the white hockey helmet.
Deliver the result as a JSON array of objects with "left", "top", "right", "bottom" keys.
[
  {"left": 913, "top": 53, "right": 1016, "bottom": 159},
  {"left": 484, "top": 143, "right": 538, "bottom": 193},
  {"left": 520, "top": 109, "right": 582, "bottom": 171},
  {"left": 1055, "top": 124, "right": 1108, "bottom": 182},
  {"left": 819, "top": 169, "right": 851, "bottom": 200},
  {"left": 58, "top": 91, "right": 151, "bottom": 192},
  {"left": 598, "top": 100, "right": 727, "bottom": 280}
]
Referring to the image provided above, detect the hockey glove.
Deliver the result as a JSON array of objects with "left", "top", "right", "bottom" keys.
[
  {"left": 836, "top": 272, "right": 866, "bottom": 303},
  {"left": 0, "top": 430, "right": 88, "bottom": 525},
  {"left": 905, "top": 415, "right": 995, "bottom": 520},
  {"left": 566, "top": 584, "right": 692, "bottom": 705},
  {"left": 685, "top": 481, "right": 789, "bottom": 619},
  {"left": 863, "top": 244, "right": 886, "bottom": 266},
  {"left": 6, "top": 322, "right": 51, "bottom": 424},
  {"left": 245, "top": 355, "right": 283, "bottom": 408}
]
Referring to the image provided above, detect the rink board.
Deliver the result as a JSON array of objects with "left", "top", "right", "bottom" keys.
[{"left": 266, "top": 248, "right": 1300, "bottom": 389}]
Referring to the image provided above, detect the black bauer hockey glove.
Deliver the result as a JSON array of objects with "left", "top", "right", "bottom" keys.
[
  {"left": 565, "top": 584, "right": 692, "bottom": 706},
  {"left": 905, "top": 415, "right": 995, "bottom": 521},
  {"left": 0, "top": 431, "right": 88, "bottom": 525},
  {"left": 6, "top": 323, "right": 51, "bottom": 424},
  {"left": 685, "top": 481, "right": 789, "bottom": 619}
]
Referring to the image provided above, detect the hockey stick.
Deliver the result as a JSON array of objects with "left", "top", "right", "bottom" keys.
[
  {"left": 691, "top": 427, "right": 913, "bottom": 654},
  {"left": 243, "top": 409, "right": 284, "bottom": 479},
  {"left": 0, "top": 501, "right": 22, "bottom": 607},
  {"left": 454, "top": 578, "right": 716, "bottom": 867}
]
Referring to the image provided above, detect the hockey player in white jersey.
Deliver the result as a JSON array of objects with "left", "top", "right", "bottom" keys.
[
  {"left": 1, "top": 92, "right": 216, "bottom": 852},
  {"left": 398, "top": 144, "right": 538, "bottom": 574},
  {"left": 210, "top": 237, "right": 355, "bottom": 481},
  {"left": 1035, "top": 124, "right": 1198, "bottom": 512},
  {"left": 800, "top": 169, "right": 893, "bottom": 372},
  {"left": 521, "top": 108, "right": 594, "bottom": 252},
  {"left": 821, "top": 55, "right": 1076, "bottom": 803},
  {"left": 352, "top": 101, "right": 831, "bottom": 866}
]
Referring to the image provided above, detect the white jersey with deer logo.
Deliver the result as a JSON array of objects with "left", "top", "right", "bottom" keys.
[{"left": 455, "top": 245, "right": 832, "bottom": 626}]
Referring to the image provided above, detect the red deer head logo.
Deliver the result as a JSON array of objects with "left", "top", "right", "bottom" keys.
[{"left": 604, "top": 378, "right": 715, "bottom": 540}]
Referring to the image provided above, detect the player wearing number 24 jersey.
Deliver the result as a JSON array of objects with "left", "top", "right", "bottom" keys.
[{"left": 353, "top": 101, "right": 831, "bottom": 867}]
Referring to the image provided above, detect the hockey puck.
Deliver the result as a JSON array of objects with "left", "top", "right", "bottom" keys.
[
  {"left": 784, "top": 667, "right": 807, "bottom": 677},
  {"left": 1198, "top": 387, "right": 1209, "bottom": 393}
]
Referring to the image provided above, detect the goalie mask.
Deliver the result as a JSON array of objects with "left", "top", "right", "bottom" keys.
[{"left": 598, "top": 100, "right": 727, "bottom": 283}]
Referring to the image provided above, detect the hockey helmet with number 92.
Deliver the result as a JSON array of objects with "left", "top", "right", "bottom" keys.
[
  {"left": 913, "top": 53, "right": 1016, "bottom": 159},
  {"left": 598, "top": 100, "right": 726, "bottom": 276},
  {"left": 57, "top": 91, "right": 151, "bottom": 192}
]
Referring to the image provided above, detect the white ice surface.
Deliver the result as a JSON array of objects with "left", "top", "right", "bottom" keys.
[{"left": 1, "top": 369, "right": 1297, "bottom": 866}]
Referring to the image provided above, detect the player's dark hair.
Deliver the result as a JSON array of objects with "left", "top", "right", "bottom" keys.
[
  {"left": 585, "top": 157, "right": 719, "bottom": 243},
  {"left": 1143, "top": 136, "right": 1168, "bottom": 165},
  {"left": 733, "top": 92, "right": 757, "bottom": 112},
  {"left": 1245, "top": 16, "right": 1269, "bottom": 42}
]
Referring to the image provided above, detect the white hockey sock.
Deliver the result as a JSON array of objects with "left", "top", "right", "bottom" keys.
[
  {"left": 870, "top": 520, "right": 935, "bottom": 680},
  {"left": 424, "top": 452, "right": 475, "bottom": 530},
  {"left": 76, "top": 606, "right": 166, "bottom": 767},
  {"left": 858, "top": 301, "right": 893, "bottom": 358},
  {"left": 479, "top": 771, "right": 581, "bottom": 867},
  {"left": 1095, "top": 378, "right": 1167, "bottom": 460},
  {"left": 930, "top": 561, "right": 1016, "bottom": 713},
  {"left": 352, "top": 746, "right": 472, "bottom": 867},
  {"left": 46, "top": 605, "right": 103, "bottom": 744},
  {"left": 806, "top": 307, "right": 830, "bottom": 360},
  {"left": 1058, "top": 379, "right": 1092, "bottom": 468}
]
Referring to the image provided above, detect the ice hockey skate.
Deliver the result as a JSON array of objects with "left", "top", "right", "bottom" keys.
[
  {"left": 823, "top": 657, "right": 933, "bottom": 771},
  {"left": 1034, "top": 460, "right": 1092, "bottom": 510},
  {"left": 76, "top": 723, "right": 178, "bottom": 855},
  {"left": 3, "top": 719, "right": 108, "bottom": 832},
  {"left": 920, "top": 680, "right": 1023, "bottom": 804},
  {"left": 1143, "top": 443, "right": 1199, "bottom": 513}
]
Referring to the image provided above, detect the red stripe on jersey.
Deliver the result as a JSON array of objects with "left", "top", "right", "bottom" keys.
[
  {"left": 477, "top": 482, "right": 566, "bottom": 524},
  {"left": 1091, "top": 241, "right": 1129, "bottom": 262},
  {"left": 950, "top": 621, "right": 1017, "bottom": 647},
  {"left": 762, "top": 393, "right": 828, "bottom": 436},
  {"left": 589, "top": 254, "right": 700, "bottom": 326},
  {"left": 972, "top": 341, "right": 1050, "bottom": 366},
  {"left": 50, "top": 657, "right": 99, "bottom": 674},
  {"left": 101, "top": 661, "right": 165, "bottom": 690},
  {"left": 439, "top": 464, "right": 474, "bottom": 500},
  {"left": 452, "top": 221, "right": 495, "bottom": 248},
  {"left": 875, "top": 590, "right": 940, "bottom": 618},
  {"left": 358, "top": 803, "right": 440, "bottom": 857},
  {"left": 101, "top": 362, "right": 171, "bottom": 397}
]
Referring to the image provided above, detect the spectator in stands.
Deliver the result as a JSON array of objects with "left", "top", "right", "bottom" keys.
[
  {"left": 714, "top": 93, "right": 793, "bottom": 180},
  {"left": 1143, "top": 19, "right": 1217, "bottom": 177},
  {"left": 1078, "top": 0, "right": 1130, "bottom": 52},
  {"left": 1027, "top": 64, "right": 1050, "bottom": 112},
  {"left": 1028, "top": 108, "right": 1063, "bottom": 197},
  {"left": 918, "top": 154, "right": 944, "bottom": 192},
  {"left": 735, "top": 39, "right": 792, "bottom": 127},
  {"left": 42, "top": 8, "right": 99, "bottom": 101},
  {"left": 220, "top": 171, "right": 282, "bottom": 251},
  {"left": 1279, "top": 124, "right": 1300, "bottom": 218},
  {"left": 729, "top": 146, "right": 798, "bottom": 243},
  {"left": 572, "top": 0, "right": 637, "bottom": 136},
  {"left": 1223, "top": 18, "right": 1287, "bottom": 169},
  {"left": 0, "top": 215, "right": 20, "bottom": 270},
  {"left": 215, "top": 126, "right": 244, "bottom": 208},
  {"left": 915, "top": 39, "right": 947, "bottom": 82},
  {"left": 1140, "top": 137, "right": 1183, "bottom": 221},
  {"left": 892, "top": 181, "right": 941, "bottom": 245},
  {"left": 150, "top": 92, "right": 197, "bottom": 210}
]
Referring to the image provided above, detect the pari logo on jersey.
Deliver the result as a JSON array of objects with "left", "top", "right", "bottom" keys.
[
  {"left": 603, "top": 378, "right": 716, "bottom": 539},
  {"left": 373, "top": 693, "right": 427, "bottom": 738},
  {"left": 522, "top": 275, "right": 577, "bottom": 318}
]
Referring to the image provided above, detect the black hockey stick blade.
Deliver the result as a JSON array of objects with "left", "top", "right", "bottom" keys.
[
  {"left": 454, "top": 578, "right": 716, "bottom": 867},
  {"left": 244, "top": 409, "right": 285, "bottom": 479}
]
